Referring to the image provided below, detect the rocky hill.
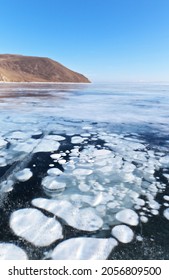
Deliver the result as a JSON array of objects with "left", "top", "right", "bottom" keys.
[{"left": 0, "top": 54, "right": 90, "bottom": 83}]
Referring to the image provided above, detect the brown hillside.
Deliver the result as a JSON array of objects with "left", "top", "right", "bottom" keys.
[{"left": 0, "top": 54, "right": 90, "bottom": 83}]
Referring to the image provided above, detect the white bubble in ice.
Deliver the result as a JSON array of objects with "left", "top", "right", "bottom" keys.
[
  {"left": 0, "top": 138, "right": 7, "bottom": 147},
  {"left": 10, "top": 208, "right": 63, "bottom": 247},
  {"left": 115, "top": 209, "right": 139, "bottom": 226},
  {"left": 140, "top": 216, "right": 148, "bottom": 223},
  {"left": 42, "top": 176, "right": 66, "bottom": 191},
  {"left": 47, "top": 168, "right": 62, "bottom": 176},
  {"left": 15, "top": 168, "right": 33, "bottom": 182},
  {"left": 73, "top": 168, "right": 93, "bottom": 176},
  {"left": 34, "top": 139, "right": 60, "bottom": 153},
  {"left": 136, "top": 236, "right": 143, "bottom": 242},
  {"left": 32, "top": 198, "right": 103, "bottom": 232},
  {"left": 51, "top": 237, "right": 118, "bottom": 260},
  {"left": 163, "top": 208, "right": 169, "bottom": 220},
  {"left": 71, "top": 136, "right": 84, "bottom": 144},
  {"left": 164, "top": 195, "right": 169, "bottom": 201},
  {"left": 50, "top": 153, "right": 61, "bottom": 159},
  {"left": 0, "top": 243, "right": 28, "bottom": 260},
  {"left": 111, "top": 225, "right": 134, "bottom": 243}
]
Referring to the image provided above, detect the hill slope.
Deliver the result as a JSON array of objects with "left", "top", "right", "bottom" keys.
[{"left": 0, "top": 54, "right": 90, "bottom": 83}]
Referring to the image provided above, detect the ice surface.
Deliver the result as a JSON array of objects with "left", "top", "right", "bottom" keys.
[
  {"left": 32, "top": 198, "right": 103, "bottom": 231},
  {"left": 51, "top": 237, "right": 118, "bottom": 260},
  {"left": 10, "top": 208, "right": 63, "bottom": 246},
  {"left": 111, "top": 225, "right": 134, "bottom": 243},
  {"left": 0, "top": 243, "right": 28, "bottom": 260},
  {"left": 1, "top": 83, "right": 169, "bottom": 259}
]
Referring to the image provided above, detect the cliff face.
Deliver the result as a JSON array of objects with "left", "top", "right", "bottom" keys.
[{"left": 0, "top": 54, "right": 90, "bottom": 83}]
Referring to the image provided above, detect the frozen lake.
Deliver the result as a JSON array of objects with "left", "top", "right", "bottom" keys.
[{"left": 0, "top": 82, "right": 169, "bottom": 259}]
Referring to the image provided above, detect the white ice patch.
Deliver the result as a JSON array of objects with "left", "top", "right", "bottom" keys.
[
  {"left": 134, "top": 198, "right": 145, "bottom": 206},
  {"left": 0, "top": 138, "right": 7, "bottom": 147},
  {"left": 10, "top": 208, "right": 63, "bottom": 247},
  {"left": 160, "top": 156, "right": 169, "bottom": 167},
  {"left": 58, "top": 159, "right": 66, "bottom": 164},
  {"left": 163, "top": 174, "right": 169, "bottom": 180},
  {"left": 50, "top": 153, "right": 61, "bottom": 160},
  {"left": 136, "top": 235, "right": 143, "bottom": 242},
  {"left": 71, "top": 136, "right": 84, "bottom": 144},
  {"left": 12, "top": 138, "right": 38, "bottom": 153},
  {"left": 0, "top": 157, "right": 7, "bottom": 167},
  {"left": 115, "top": 209, "right": 139, "bottom": 226},
  {"left": 42, "top": 176, "right": 66, "bottom": 192},
  {"left": 148, "top": 200, "right": 160, "bottom": 210},
  {"left": 15, "top": 168, "right": 33, "bottom": 182},
  {"left": 164, "top": 195, "right": 169, "bottom": 201},
  {"left": 32, "top": 198, "right": 103, "bottom": 231},
  {"left": 0, "top": 180, "right": 14, "bottom": 192},
  {"left": 163, "top": 208, "right": 169, "bottom": 220},
  {"left": 47, "top": 168, "right": 63, "bottom": 176},
  {"left": 92, "top": 149, "right": 112, "bottom": 157},
  {"left": 140, "top": 216, "right": 148, "bottom": 223},
  {"left": 45, "top": 135, "right": 65, "bottom": 141},
  {"left": 73, "top": 168, "right": 93, "bottom": 176},
  {"left": 0, "top": 243, "right": 28, "bottom": 260},
  {"left": 78, "top": 182, "right": 91, "bottom": 192},
  {"left": 34, "top": 139, "right": 60, "bottom": 153},
  {"left": 111, "top": 225, "right": 134, "bottom": 243},
  {"left": 82, "top": 126, "right": 93, "bottom": 130},
  {"left": 51, "top": 237, "right": 118, "bottom": 260},
  {"left": 6, "top": 131, "right": 30, "bottom": 140}
]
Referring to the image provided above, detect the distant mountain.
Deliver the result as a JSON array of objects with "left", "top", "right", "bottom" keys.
[{"left": 0, "top": 54, "right": 90, "bottom": 83}]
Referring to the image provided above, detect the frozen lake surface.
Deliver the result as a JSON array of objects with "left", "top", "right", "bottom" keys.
[{"left": 0, "top": 82, "right": 169, "bottom": 259}]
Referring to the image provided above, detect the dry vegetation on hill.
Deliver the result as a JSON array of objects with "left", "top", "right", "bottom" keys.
[{"left": 0, "top": 54, "right": 90, "bottom": 83}]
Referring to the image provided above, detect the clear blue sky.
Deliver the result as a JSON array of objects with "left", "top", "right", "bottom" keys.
[{"left": 0, "top": 0, "right": 169, "bottom": 82}]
